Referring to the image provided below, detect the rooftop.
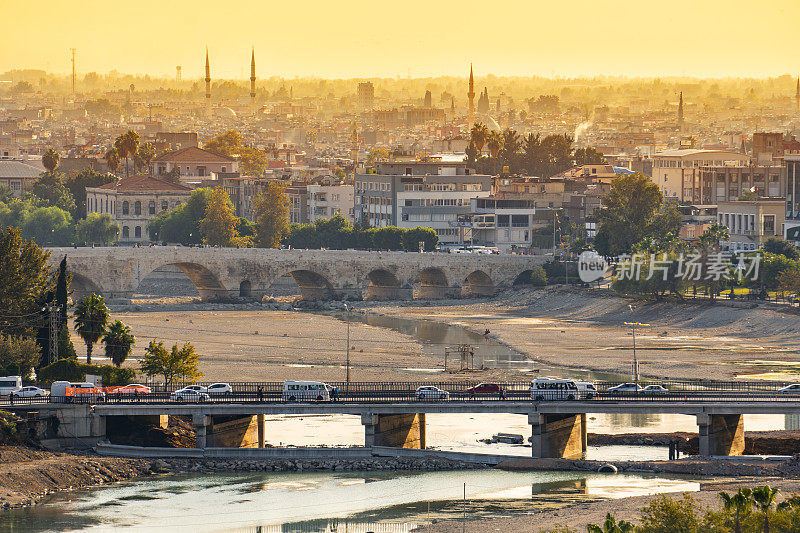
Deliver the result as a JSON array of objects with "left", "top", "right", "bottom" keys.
[
  {"left": 93, "top": 175, "right": 191, "bottom": 193},
  {"left": 152, "top": 146, "right": 235, "bottom": 163},
  {"left": 0, "top": 160, "right": 41, "bottom": 179}
]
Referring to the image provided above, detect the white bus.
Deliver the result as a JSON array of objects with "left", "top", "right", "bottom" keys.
[
  {"left": 530, "top": 378, "right": 587, "bottom": 401},
  {"left": 283, "top": 381, "right": 331, "bottom": 402},
  {"left": 0, "top": 376, "right": 22, "bottom": 398}
]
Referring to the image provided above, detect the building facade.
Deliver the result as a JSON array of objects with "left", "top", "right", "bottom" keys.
[
  {"left": 307, "top": 184, "right": 354, "bottom": 222},
  {"left": 85, "top": 176, "right": 191, "bottom": 244},
  {"left": 150, "top": 146, "right": 237, "bottom": 185},
  {"left": 651, "top": 149, "right": 749, "bottom": 201},
  {"left": 716, "top": 199, "right": 785, "bottom": 251}
]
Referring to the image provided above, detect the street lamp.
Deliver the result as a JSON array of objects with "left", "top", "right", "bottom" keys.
[
  {"left": 624, "top": 318, "right": 650, "bottom": 385},
  {"left": 343, "top": 304, "right": 351, "bottom": 391}
]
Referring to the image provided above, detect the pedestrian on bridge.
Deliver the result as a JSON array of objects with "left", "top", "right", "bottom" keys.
[{"left": 257, "top": 386, "right": 264, "bottom": 403}]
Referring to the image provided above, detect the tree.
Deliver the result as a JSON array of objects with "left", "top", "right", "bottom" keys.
[
  {"left": 719, "top": 488, "right": 752, "bottom": 533},
  {"left": 574, "top": 147, "right": 606, "bottom": 165},
  {"left": 134, "top": 142, "right": 157, "bottom": 172},
  {"left": 522, "top": 132, "right": 542, "bottom": 174},
  {"left": 366, "top": 148, "right": 390, "bottom": 166},
  {"left": 763, "top": 237, "right": 799, "bottom": 260},
  {"left": 20, "top": 205, "right": 74, "bottom": 246},
  {"left": 586, "top": 513, "right": 634, "bottom": 533},
  {"left": 0, "top": 334, "right": 41, "bottom": 379},
  {"left": 102, "top": 320, "right": 134, "bottom": 367},
  {"left": 73, "top": 294, "right": 109, "bottom": 364},
  {"left": 595, "top": 172, "right": 664, "bottom": 256},
  {"left": 0, "top": 227, "right": 54, "bottom": 336},
  {"left": 75, "top": 213, "right": 120, "bottom": 245},
  {"left": 204, "top": 130, "right": 244, "bottom": 156},
  {"left": 140, "top": 340, "right": 202, "bottom": 385},
  {"left": 252, "top": 182, "right": 289, "bottom": 248},
  {"left": 148, "top": 188, "right": 211, "bottom": 244},
  {"left": 499, "top": 128, "right": 521, "bottom": 170},
  {"left": 114, "top": 130, "right": 140, "bottom": 177},
  {"left": 42, "top": 148, "right": 60, "bottom": 173},
  {"left": 31, "top": 172, "right": 76, "bottom": 213},
  {"left": 161, "top": 167, "right": 181, "bottom": 184},
  {"left": 469, "top": 123, "right": 489, "bottom": 154},
  {"left": 638, "top": 494, "right": 700, "bottom": 533},
  {"left": 199, "top": 187, "right": 240, "bottom": 246},
  {"left": 64, "top": 169, "right": 115, "bottom": 219},
  {"left": 540, "top": 133, "right": 574, "bottom": 176},
  {"left": 486, "top": 130, "right": 502, "bottom": 158},
  {"left": 752, "top": 485, "right": 779, "bottom": 533},
  {"left": 104, "top": 147, "right": 121, "bottom": 174},
  {"left": 402, "top": 227, "right": 438, "bottom": 252}
]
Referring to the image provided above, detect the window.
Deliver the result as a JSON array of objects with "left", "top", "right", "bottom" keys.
[
  {"left": 122, "top": 226, "right": 129, "bottom": 238},
  {"left": 197, "top": 166, "right": 206, "bottom": 177},
  {"left": 221, "top": 166, "right": 227, "bottom": 173},
  {"left": 134, "top": 201, "right": 141, "bottom": 215},
  {"left": 134, "top": 226, "right": 141, "bottom": 238},
  {"left": 405, "top": 199, "right": 412, "bottom": 207},
  {"left": 122, "top": 201, "right": 129, "bottom": 215},
  {"left": 162, "top": 200, "right": 168, "bottom": 210},
  {"left": 497, "top": 215, "right": 510, "bottom": 227},
  {"left": 149, "top": 201, "right": 156, "bottom": 215},
  {"left": 512, "top": 214, "right": 529, "bottom": 228}
]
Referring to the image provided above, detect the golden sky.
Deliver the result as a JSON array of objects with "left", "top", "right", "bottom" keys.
[{"left": 2, "top": 0, "right": 799, "bottom": 79}]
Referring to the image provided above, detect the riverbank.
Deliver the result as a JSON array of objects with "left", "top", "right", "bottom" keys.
[
  {"left": 365, "top": 285, "right": 800, "bottom": 381},
  {"left": 0, "top": 446, "right": 153, "bottom": 508}
]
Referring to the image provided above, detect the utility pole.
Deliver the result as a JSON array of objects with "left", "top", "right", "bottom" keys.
[
  {"left": 344, "top": 304, "right": 351, "bottom": 391},
  {"left": 48, "top": 304, "right": 59, "bottom": 365},
  {"left": 70, "top": 48, "right": 76, "bottom": 95},
  {"left": 462, "top": 482, "right": 467, "bottom": 533},
  {"left": 624, "top": 320, "right": 650, "bottom": 385}
]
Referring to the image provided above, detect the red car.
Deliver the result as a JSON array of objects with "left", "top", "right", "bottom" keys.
[{"left": 466, "top": 383, "right": 503, "bottom": 396}]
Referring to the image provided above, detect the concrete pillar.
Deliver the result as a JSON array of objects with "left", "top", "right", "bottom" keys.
[
  {"left": 697, "top": 413, "right": 744, "bottom": 456},
  {"left": 257, "top": 414, "right": 265, "bottom": 448},
  {"left": 140, "top": 415, "right": 168, "bottom": 429},
  {"left": 365, "top": 286, "right": 412, "bottom": 300},
  {"left": 529, "top": 412, "right": 587, "bottom": 459},
  {"left": 193, "top": 413, "right": 210, "bottom": 449},
  {"left": 362, "top": 413, "right": 426, "bottom": 449}
]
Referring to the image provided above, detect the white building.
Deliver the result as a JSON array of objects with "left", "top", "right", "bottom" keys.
[
  {"left": 651, "top": 149, "right": 749, "bottom": 201},
  {"left": 307, "top": 184, "right": 354, "bottom": 222},
  {"left": 86, "top": 175, "right": 191, "bottom": 243}
]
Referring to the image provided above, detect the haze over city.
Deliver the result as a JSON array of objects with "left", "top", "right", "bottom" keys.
[{"left": 2, "top": 0, "right": 800, "bottom": 78}]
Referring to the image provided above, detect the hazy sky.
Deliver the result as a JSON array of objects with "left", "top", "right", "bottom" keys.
[{"left": 2, "top": 0, "right": 799, "bottom": 79}]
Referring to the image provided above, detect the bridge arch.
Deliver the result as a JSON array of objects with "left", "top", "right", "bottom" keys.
[
  {"left": 414, "top": 267, "right": 449, "bottom": 299},
  {"left": 70, "top": 272, "right": 104, "bottom": 302},
  {"left": 135, "top": 262, "right": 229, "bottom": 302},
  {"left": 363, "top": 269, "right": 405, "bottom": 300},
  {"left": 462, "top": 270, "right": 495, "bottom": 298},
  {"left": 239, "top": 280, "right": 252, "bottom": 298},
  {"left": 270, "top": 270, "right": 335, "bottom": 301}
]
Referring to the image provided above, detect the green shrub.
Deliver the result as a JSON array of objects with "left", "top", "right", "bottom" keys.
[
  {"left": 530, "top": 266, "right": 548, "bottom": 286},
  {"left": 37, "top": 359, "right": 135, "bottom": 386}
]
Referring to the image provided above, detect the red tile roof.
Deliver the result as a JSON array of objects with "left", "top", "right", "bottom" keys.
[
  {"left": 95, "top": 175, "right": 192, "bottom": 192},
  {"left": 152, "top": 146, "right": 235, "bottom": 163}
]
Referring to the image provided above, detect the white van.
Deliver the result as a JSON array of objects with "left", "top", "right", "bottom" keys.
[
  {"left": 576, "top": 381, "right": 598, "bottom": 400},
  {"left": 0, "top": 376, "right": 22, "bottom": 398},
  {"left": 283, "top": 381, "right": 331, "bottom": 402},
  {"left": 530, "top": 378, "right": 582, "bottom": 401}
]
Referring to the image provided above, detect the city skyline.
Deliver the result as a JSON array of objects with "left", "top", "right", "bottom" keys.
[{"left": 2, "top": 0, "right": 799, "bottom": 79}]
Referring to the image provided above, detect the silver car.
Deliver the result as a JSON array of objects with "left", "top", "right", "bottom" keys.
[
  {"left": 170, "top": 388, "right": 210, "bottom": 402},
  {"left": 415, "top": 386, "right": 450, "bottom": 400}
]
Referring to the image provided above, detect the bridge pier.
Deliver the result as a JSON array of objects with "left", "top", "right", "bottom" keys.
[
  {"left": 362, "top": 413, "right": 426, "bottom": 448},
  {"left": 364, "top": 286, "right": 413, "bottom": 300},
  {"left": 697, "top": 413, "right": 744, "bottom": 456},
  {"left": 529, "top": 413, "right": 587, "bottom": 459}
]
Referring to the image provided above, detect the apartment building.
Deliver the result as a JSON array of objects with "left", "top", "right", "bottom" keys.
[
  {"left": 651, "top": 149, "right": 749, "bottom": 200},
  {"left": 354, "top": 161, "right": 491, "bottom": 244},
  {"left": 692, "top": 164, "right": 784, "bottom": 204},
  {"left": 469, "top": 197, "right": 537, "bottom": 251},
  {"left": 717, "top": 199, "right": 785, "bottom": 251},
  {"left": 307, "top": 183, "right": 354, "bottom": 222},
  {"left": 784, "top": 155, "right": 800, "bottom": 243}
]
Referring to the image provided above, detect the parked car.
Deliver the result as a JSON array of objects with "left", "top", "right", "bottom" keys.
[
  {"left": 11, "top": 386, "right": 49, "bottom": 399},
  {"left": 207, "top": 383, "right": 233, "bottom": 396},
  {"left": 607, "top": 383, "right": 644, "bottom": 394},
  {"left": 779, "top": 384, "right": 800, "bottom": 393},
  {"left": 170, "top": 388, "right": 210, "bottom": 402},
  {"left": 181, "top": 385, "right": 208, "bottom": 394},
  {"left": 641, "top": 385, "right": 669, "bottom": 395},
  {"left": 113, "top": 384, "right": 151, "bottom": 395},
  {"left": 415, "top": 386, "right": 450, "bottom": 400},
  {"left": 466, "top": 383, "right": 502, "bottom": 397}
]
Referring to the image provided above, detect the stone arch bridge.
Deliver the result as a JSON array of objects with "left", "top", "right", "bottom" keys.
[{"left": 45, "top": 247, "right": 546, "bottom": 303}]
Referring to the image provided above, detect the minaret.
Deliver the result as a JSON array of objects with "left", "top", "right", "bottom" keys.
[
  {"left": 467, "top": 63, "right": 475, "bottom": 128},
  {"left": 204, "top": 48, "right": 211, "bottom": 115},
  {"left": 678, "top": 91, "right": 684, "bottom": 131},
  {"left": 250, "top": 47, "right": 256, "bottom": 104}
]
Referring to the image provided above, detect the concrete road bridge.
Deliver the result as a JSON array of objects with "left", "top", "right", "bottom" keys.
[
  {"left": 14, "top": 396, "right": 800, "bottom": 459},
  {"left": 45, "top": 247, "right": 546, "bottom": 303}
]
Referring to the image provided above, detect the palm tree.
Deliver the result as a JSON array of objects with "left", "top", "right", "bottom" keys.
[
  {"left": 104, "top": 147, "right": 121, "bottom": 175},
  {"left": 719, "top": 488, "right": 752, "bottom": 533},
  {"left": 113, "top": 136, "right": 128, "bottom": 177},
  {"left": 470, "top": 122, "right": 489, "bottom": 154},
  {"left": 114, "top": 130, "right": 140, "bottom": 177},
  {"left": 752, "top": 485, "right": 779, "bottom": 533},
  {"left": 486, "top": 130, "right": 502, "bottom": 158},
  {"left": 587, "top": 513, "right": 635, "bottom": 533},
  {"left": 73, "top": 294, "right": 109, "bottom": 364},
  {"left": 102, "top": 320, "right": 135, "bottom": 367},
  {"left": 42, "top": 148, "right": 60, "bottom": 174},
  {"left": 523, "top": 132, "right": 542, "bottom": 174}
]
